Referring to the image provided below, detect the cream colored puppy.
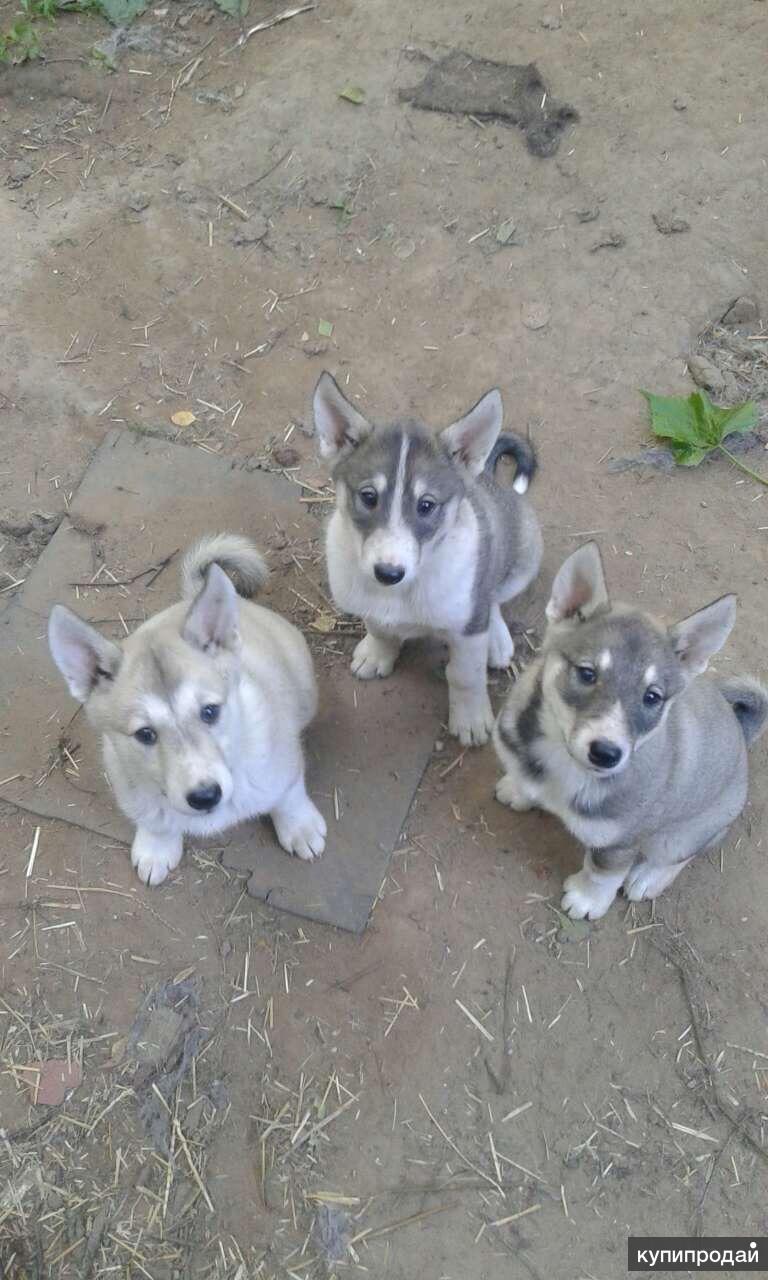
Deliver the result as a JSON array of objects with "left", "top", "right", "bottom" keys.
[{"left": 48, "top": 534, "right": 326, "bottom": 885}]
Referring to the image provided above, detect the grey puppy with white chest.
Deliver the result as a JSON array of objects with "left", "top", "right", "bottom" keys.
[
  {"left": 313, "top": 372, "right": 543, "bottom": 746},
  {"left": 493, "top": 542, "right": 767, "bottom": 919}
]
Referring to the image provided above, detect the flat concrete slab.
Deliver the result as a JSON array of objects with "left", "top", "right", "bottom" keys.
[{"left": 0, "top": 429, "right": 442, "bottom": 931}]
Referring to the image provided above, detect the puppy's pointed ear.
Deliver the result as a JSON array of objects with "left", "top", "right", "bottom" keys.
[
  {"left": 669, "top": 594, "right": 736, "bottom": 679},
  {"left": 48, "top": 605, "right": 122, "bottom": 702},
  {"left": 440, "top": 388, "right": 503, "bottom": 478},
  {"left": 546, "top": 542, "right": 609, "bottom": 624},
  {"left": 183, "top": 563, "right": 241, "bottom": 654},
  {"left": 313, "top": 372, "right": 373, "bottom": 463}
]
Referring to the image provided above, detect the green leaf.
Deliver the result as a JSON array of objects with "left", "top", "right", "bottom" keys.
[
  {"left": 339, "top": 84, "right": 365, "bottom": 105},
  {"left": 213, "top": 0, "right": 249, "bottom": 18},
  {"left": 668, "top": 441, "right": 709, "bottom": 467},
  {"left": 3, "top": 17, "right": 41, "bottom": 60},
  {"left": 641, "top": 389, "right": 704, "bottom": 450},
  {"left": 551, "top": 906, "right": 591, "bottom": 942},
  {"left": 98, "top": 0, "right": 145, "bottom": 25},
  {"left": 710, "top": 399, "right": 758, "bottom": 438},
  {"left": 641, "top": 387, "right": 758, "bottom": 470}
]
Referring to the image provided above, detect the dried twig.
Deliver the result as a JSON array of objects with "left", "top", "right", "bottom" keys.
[
  {"left": 226, "top": 4, "right": 315, "bottom": 53},
  {"left": 658, "top": 938, "right": 768, "bottom": 1168},
  {"left": 419, "top": 1094, "right": 503, "bottom": 1195},
  {"left": 349, "top": 1202, "right": 456, "bottom": 1246},
  {"left": 68, "top": 549, "right": 178, "bottom": 589},
  {"left": 485, "top": 949, "right": 515, "bottom": 1094}
]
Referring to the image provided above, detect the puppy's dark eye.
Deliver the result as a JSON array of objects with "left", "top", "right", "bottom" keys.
[
  {"left": 576, "top": 665, "right": 597, "bottom": 685},
  {"left": 358, "top": 487, "right": 378, "bottom": 510},
  {"left": 643, "top": 687, "right": 663, "bottom": 708},
  {"left": 134, "top": 726, "right": 157, "bottom": 746},
  {"left": 416, "top": 496, "right": 437, "bottom": 517},
  {"left": 200, "top": 703, "right": 220, "bottom": 725}
]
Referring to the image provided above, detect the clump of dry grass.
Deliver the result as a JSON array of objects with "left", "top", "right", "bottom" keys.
[{"left": 0, "top": 988, "right": 255, "bottom": 1280}]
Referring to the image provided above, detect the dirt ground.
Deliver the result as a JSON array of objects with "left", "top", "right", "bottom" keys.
[{"left": 2, "top": 0, "right": 768, "bottom": 1276}]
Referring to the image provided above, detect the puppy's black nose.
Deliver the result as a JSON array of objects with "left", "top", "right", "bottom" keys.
[
  {"left": 187, "top": 782, "right": 222, "bottom": 811},
  {"left": 588, "top": 739, "right": 623, "bottom": 770},
  {"left": 374, "top": 563, "right": 405, "bottom": 585}
]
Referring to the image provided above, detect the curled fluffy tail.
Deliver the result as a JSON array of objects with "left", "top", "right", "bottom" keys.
[
  {"left": 181, "top": 534, "right": 268, "bottom": 601},
  {"left": 485, "top": 432, "right": 538, "bottom": 494},
  {"left": 718, "top": 676, "right": 768, "bottom": 748}
]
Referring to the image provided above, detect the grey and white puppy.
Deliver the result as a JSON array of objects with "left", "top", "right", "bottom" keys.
[
  {"left": 493, "top": 542, "right": 767, "bottom": 919},
  {"left": 313, "top": 372, "right": 543, "bottom": 745},
  {"left": 48, "top": 534, "right": 326, "bottom": 886}
]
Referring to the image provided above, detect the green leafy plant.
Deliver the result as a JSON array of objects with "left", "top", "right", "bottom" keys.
[
  {"left": 0, "top": 16, "right": 42, "bottom": 62},
  {"left": 212, "top": 0, "right": 248, "bottom": 18},
  {"left": 1, "top": 0, "right": 103, "bottom": 63},
  {"left": 641, "top": 387, "right": 765, "bottom": 485},
  {"left": 329, "top": 196, "right": 355, "bottom": 227}
]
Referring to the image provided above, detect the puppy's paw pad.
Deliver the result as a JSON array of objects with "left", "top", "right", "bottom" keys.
[
  {"left": 624, "top": 864, "right": 674, "bottom": 902},
  {"left": 131, "top": 850, "right": 177, "bottom": 887},
  {"left": 131, "top": 835, "right": 182, "bottom": 887},
  {"left": 562, "top": 871, "right": 615, "bottom": 921},
  {"left": 351, "top": 635, "right": 398, "bottom": 680},
  {"left": 275, "top": 801, "right": 327, "bottom": 862},
  {"left": 495, "top": 774, "right": 533, "bottom": 810},
  {"left": 449, "top": 699, "right": 495, "bottom": 747},
  {"left": 452, "top": 718, "right": 492, "bottom": 747}
]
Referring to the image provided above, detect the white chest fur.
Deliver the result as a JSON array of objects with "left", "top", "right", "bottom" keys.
[{"left": 325, "top": 503, "right": 479, "bottom": 637}]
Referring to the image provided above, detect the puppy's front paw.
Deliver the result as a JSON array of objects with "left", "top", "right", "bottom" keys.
[
  {"left": 273, "top": 797, "right": 327, "bottom": 862},
  {"left": 131, "top": 829, "right": 183, "bottom": 887},
  {"left": 351, "top": 633, "right": 399, "bottom": 680},
  {"left": 561, "top": 869, "right": 616, "bottom": 921},
  {"left": 623, "top": 861, "right": 682, "bottom": 902},
  {"left": 449, "top": 694, "right": 495, "bottom": 747},
  {"left": 495, "top": 772, "right": 534, "bottom": 811}
]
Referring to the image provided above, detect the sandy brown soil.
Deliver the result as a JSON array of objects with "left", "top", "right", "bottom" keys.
[{"left": 2, "top": 1, "right": 768, "bottom": 1276}]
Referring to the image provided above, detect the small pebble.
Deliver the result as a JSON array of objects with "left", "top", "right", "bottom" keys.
[
  {"left": 652, "top": 210, "right": 690, "bottom": 235},
  {"left": 272, "top": 445, "right": 301, "bottom": 468}
]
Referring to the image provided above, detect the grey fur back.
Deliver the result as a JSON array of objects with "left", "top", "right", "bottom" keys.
[{"left": 717, "top": 676, "right": 768, "bottom": 747}]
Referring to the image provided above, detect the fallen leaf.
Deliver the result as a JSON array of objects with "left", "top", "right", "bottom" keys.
[
  {"left": 559, "top": 917, "right": 591, "bottom": 943},
  {"left": 339, "top": 85, "right": 365, "bottom": 105},
  {"left": 213, "top": 0, "right": 249, "bottom": 15},
  {"left": 318, "top": 320, "right": 334, "bottom": 338},
  {"left": 171, "top": 410, "right": 197, "bottom": 428},
  {"left": 641, "top": 388, "right": 758, "bottom": 468},
  {"left": 310, "top": 613, "right": 337, "bottom": 633},
  {"left": 551, "top": 906, "right": 591, "bottom": 942},
  {"left": 521, "top": 300, "right": 551, "bottom": 330},
  {"left": 393, "top": 237, "right": 416, "bottom": 259},
  {"left": 98, "top": 0, "right": 147, "bottom": 23},
  {"left": 33, "top": 1059, "right": 82, "bottom": 1106},
  {"left": 110, "top": 1036, "right": 128, "bottom": 1063}
]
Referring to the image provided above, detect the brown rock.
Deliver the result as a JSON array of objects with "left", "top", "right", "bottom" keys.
[
  {"left": 272, "top": 445, "right": 301, "bottom": 468},
  {"left": 652, "top": 211, "right": 690, "bottom": 235},
  {"left": 687, "top": 354, "right": 725, "bottom": 395},
  {"left": 721, "top": 295, "right": 760, "bottom": 326}
]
